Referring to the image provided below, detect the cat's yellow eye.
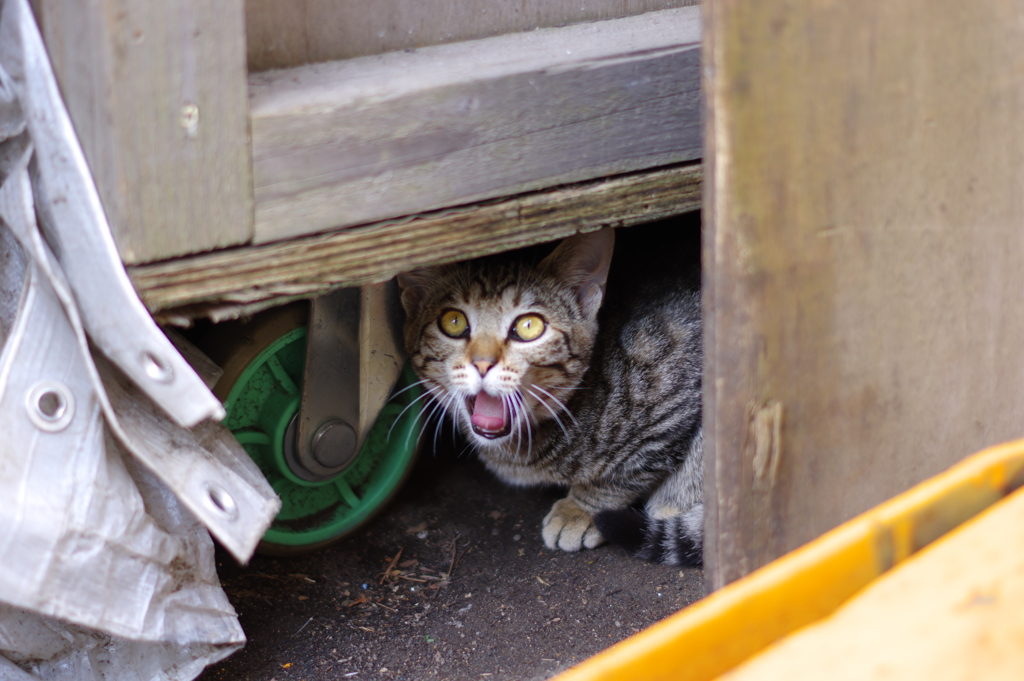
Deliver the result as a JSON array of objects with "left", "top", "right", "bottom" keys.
[
  {"left": 438, "top": 309, "right": 469, "bottom": 338},
  {"left": 511, "top": 314, "right": 546, "bottom": 342}
]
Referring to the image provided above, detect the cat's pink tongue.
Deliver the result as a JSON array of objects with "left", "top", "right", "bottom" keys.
[{"left": 471, "top": 392, "right": 505, "bottom": 431}]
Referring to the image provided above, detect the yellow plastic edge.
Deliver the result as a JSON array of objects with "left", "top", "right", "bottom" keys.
[{"left": 553, "top": 438, "right": 1024, "bottom": 681}]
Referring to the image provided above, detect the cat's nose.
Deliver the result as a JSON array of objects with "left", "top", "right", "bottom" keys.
[{"left": 473, "top": 359, "right": 496, "bottom": 376}]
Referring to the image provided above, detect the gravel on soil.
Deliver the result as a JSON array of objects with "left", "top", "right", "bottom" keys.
[{"left": 198, "top": 430, "right": 704, "bottom": 681}]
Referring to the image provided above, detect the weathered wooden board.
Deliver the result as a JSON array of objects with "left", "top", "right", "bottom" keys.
[
  {"left": 245, "top": 0, "right": 700, "bottom": 70},
  {"left": 32, "top": 0, "right": 253, "bottom": 265},
  {"left": 128, "top": 163, "right": 701, "bottom": 322},
  {"left": 704, "top": 0, "right": 1024, "bottom": 590},
  {"left": 249, "top": 7, "right": 701, "bottom": 244}
]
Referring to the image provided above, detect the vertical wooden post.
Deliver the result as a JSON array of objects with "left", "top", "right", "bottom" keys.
[
  {"left": 33, "top": 0, "right": 253, "bottom": 264},
  {"left": 704, "top": 0, "right": 1024, "bottom": 590}
]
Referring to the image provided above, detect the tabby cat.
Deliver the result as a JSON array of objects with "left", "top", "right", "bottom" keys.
[{"left": 397, "top": 226, "right": 703, "bottom": 566}]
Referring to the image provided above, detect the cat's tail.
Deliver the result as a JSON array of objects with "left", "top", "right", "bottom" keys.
[{"left": 594, "top": 503, "right": 703, "bottom": 567}]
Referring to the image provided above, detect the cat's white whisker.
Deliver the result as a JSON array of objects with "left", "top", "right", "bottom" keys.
[
  {"left": 450, "top": 395, "right": 461, "bottom": 442},
  {"left": 501, "top": 393, "right": 515, "bottom": 450},
  {"left": 412, "top": 392, "right": 448, "bottom": 452},
  {"left": 527, "top": 387, "right": 572, "bottom": 441},
  {"left": 425, "top": 389, "right": 455, "bottom": 434},
  {"left": 512, "top": 389, "right": 533, "bottom": 462},
  {"left": 386, "top": 376, "right": 434, "bottom": 403},
  {"left": 508, "top": 392, "right": 521, "bottom": 456},
  {"left": 430, "top": 397, "right": 446, "bottom": 452},
  {"left": 389, "top": 383, "right": 443, "bottom": 442},
  {"left": 531, "top": 384, "right": 580, "bottom": 428},
  {"left": 513, "top": 392, "right": 528, "bottom": 457},
  {"left": 432, "top": 390, "right": 461, "bottom": 452},
  {"left": 523, "top": 393, "right": 534, "bottom": 462},
  {"left": 402, "top": 383, "right": 458, "bottom": 453},
  {"left": 400, "top": 387, "right": 446, "bottom": 450},
  {"left": 513, "top": 403, "right": 523, "bottom": 453}
]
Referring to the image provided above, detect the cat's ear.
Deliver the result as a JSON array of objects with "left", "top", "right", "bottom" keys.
[
  {"left": 397, "top": 267, "right": 444, "bottom": 314},
  {"left": 540, "top": 228, "right": 615, "bottom": 318}
]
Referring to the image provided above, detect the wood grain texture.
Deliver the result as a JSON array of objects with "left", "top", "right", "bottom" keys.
[
  {"left": 245, "top": 0, "right": 700, "bottom": 70},
  {"left": 249, "top": 7, "right": 702, "bottom": 244},
  {"left": 33, "top": 0, "right": 253, "bottom": 264},
  {"left": 704, "top": 0, "right": 1024, "bottom": 590},
  {"left": 128, "top": 163, "right": 701, "bottom": 321}
]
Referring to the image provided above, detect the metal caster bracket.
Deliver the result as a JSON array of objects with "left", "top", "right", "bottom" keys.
[{"left": 292, "top": 282, "right": 407, "bottom": 483}]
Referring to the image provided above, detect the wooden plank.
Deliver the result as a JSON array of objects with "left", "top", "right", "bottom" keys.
[
  {"left": 704, "top": 0, "right": 1024, "bottom": 590},
  {"left": 33, "top": 0, "right": 253, "bottom": 264},
  {"left": 128, "top": 163, "right": 701, "bottom": 322},
  {"left": 245, "top": 0, "right": 700, "bottom": 70},
  {"left": 249, "top": 7, "right": 702, "bottom": 244}
]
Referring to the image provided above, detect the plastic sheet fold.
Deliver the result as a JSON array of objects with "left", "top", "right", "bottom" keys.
[{"left": 0, "top": 0, "right": 280, "bottom": 678}]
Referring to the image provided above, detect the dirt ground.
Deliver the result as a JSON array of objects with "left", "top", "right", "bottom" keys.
[{"left": 198, "top": 430, "right": 704, "bottom": 681}]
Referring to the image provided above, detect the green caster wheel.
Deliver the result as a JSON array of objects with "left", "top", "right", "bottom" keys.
[{"left": 203, "top": 303, "right": 423, "bottom": 555}]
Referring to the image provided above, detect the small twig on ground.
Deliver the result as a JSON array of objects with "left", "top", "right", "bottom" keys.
[
  {"left": 379, "top": 546, "right": 405, "bottom": 585},
  {"left": 452, "top": 545, "right": 473, "bottom": 573},
  {"left": 348, "top": 624, "right": 377, "bottom": 634},
  {"left": 294, "top": 617, "right": 313, "bottom": 636},
  {"left": 445, "top": 532, "right": 460, "bottom": 579},
  {"left": 430, "top": 536, "right": 473, "bottom": 601},
  {"left": 247, "top": 572, "right": 285, "bottom": 581}
]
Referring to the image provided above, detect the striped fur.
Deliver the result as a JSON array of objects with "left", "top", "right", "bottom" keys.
[{"left": 398, "top": 227, "right": 703, "bottom": 566}]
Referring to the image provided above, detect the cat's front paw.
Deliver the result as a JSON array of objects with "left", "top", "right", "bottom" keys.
[{"left": 542, "top": 498, "right": 605, "bottom": 552}]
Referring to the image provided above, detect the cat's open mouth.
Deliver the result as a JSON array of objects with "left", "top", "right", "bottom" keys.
[{"left": 467, "top": 392, "right": 512, "bottom": 439}]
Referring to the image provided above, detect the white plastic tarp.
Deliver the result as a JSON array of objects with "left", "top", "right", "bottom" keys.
[{"left": 0, "top": 0, "right": 280, "bottom": 678}]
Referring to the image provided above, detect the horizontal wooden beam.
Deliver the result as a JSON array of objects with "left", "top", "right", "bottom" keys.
[
  {"left": 249, "top": 7, "right": 702, "bottom": 244},
  {"left": 129, "top": 163, "right": 701, "bottom": 323},
  {"left": 245, "top": 0, "right": 700, "bottom": 69}
]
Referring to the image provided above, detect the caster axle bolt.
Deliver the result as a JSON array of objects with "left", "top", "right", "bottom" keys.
[{"left": 312, "top": 420, "right": 358, "bottom": 469}]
